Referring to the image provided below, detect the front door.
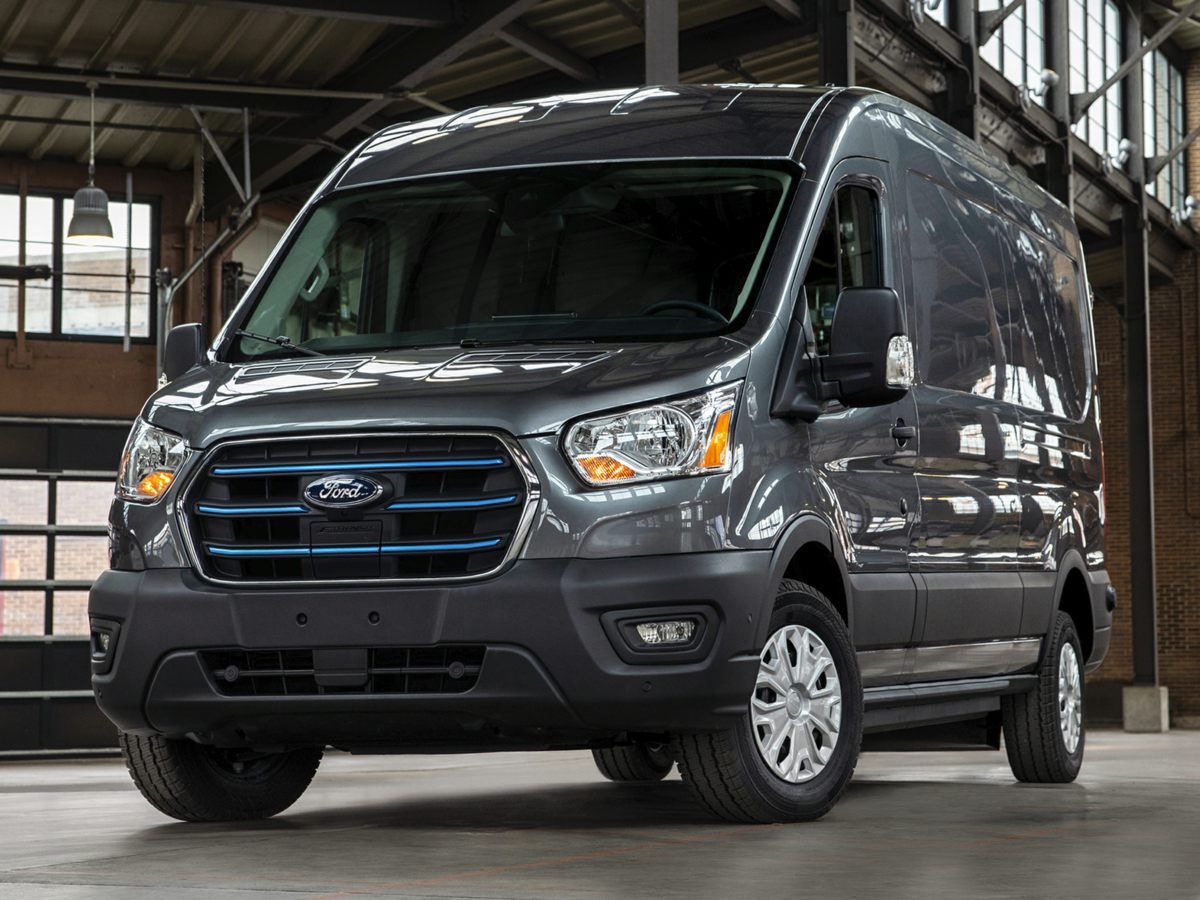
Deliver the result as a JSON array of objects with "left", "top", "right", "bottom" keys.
[{"left": 800, "top": 161, "right": 922, "bottom": 664}]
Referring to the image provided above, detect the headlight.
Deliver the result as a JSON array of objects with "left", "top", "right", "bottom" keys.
[
  {"left": 116, "top": 420, "right": 188, "bottom": 502},
  {"left": 564, "top": 383, "right": 739, "bottom": 486}
]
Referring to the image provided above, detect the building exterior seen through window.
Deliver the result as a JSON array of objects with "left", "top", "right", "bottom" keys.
[
  {"left": 980, "top": 0, "right": 1047, "bottom": 108},
  {"left": 1144, "top": 48, "right": 1186, "bottom": 206},
  {"left": 0, "top": 191, "right": 156, "bottom": 340},
  {"left": 1069, "top": 0, "right": 1124, "bottom": 159}
]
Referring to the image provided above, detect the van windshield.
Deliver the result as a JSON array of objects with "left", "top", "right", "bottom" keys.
[{"left": 226, "top": 162, "right": 793, "bottom": 360}]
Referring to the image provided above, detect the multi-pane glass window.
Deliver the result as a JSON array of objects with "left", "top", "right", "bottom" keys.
[
  {"left": 979, "top": 0, "right": 1046, "bottom": 104},
  {"left": 1144, "top": 49, "right": 1186, "bottom": 206},
  {"left": 0, "top": 190, "right": 156, "bottom": 340},
  {"left": 1068, "top": 0, "right": 1124, "bottom": 158}
]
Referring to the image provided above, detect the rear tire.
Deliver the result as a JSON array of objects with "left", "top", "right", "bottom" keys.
[
  {"left": 674, "top": 578, "right": 862, "bottom": 823},
  {"left": 120, "top": 732, "right": 322, "bottom": 822},
  {"left": 592, "top": 741, "right": 675, "bottom": 782},
  {"left": 1002, "top": 611, "right": 1085, "bottom": 783}
]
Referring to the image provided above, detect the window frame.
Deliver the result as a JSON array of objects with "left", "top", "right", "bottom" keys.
[
  {"left": 0, "top": 186, "right": 161, "bottom": 345},
  {"left": 801, "top": 173, "right": 890, "bottom": 359}
]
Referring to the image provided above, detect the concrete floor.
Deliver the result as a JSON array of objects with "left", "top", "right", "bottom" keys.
[{"left": 0, "top": 731, "right": 1197, "bottom": 899}]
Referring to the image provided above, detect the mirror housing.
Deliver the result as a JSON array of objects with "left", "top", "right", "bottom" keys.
[
  {"left": 163, "top": 323, "right": 207, "bottom": 382},
  {"left": 821, "top": 287, "right": 913, "bottom": 407},
  {"left": 770, "top": 286, "right": 913, "bottom": 420}
]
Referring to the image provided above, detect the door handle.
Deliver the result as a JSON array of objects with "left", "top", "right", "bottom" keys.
[{"left": 891, "top": 421, "right": 916, "bottom": 444}]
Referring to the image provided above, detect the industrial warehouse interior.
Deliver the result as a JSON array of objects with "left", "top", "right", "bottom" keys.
[{"left": 1, "top": 0, "right": 1199, "bottom": 897}]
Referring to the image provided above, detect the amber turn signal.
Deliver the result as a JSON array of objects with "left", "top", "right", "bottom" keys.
[
  {"left": 137, "top": 470, "right": 175, "bottom": 498},
  {"left": 702, "top": 409, "right": 733, "bottom": 469},
  {"left": 575, "top": 455, "right": 637, "bottom": 484}
]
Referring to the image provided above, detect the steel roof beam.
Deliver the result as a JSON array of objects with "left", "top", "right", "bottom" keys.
[
  {"left": 0, "top": 64, "right": 393, "bottom": 115},
  {"left": 241, "top": 0, "right": 544, "bottom": 193},
  {"left": 193, "top": 0, "right": 462, "bottom": 27},
  {"left": 977, "top": 0, "right": 1027, "bottom": 43},
  {"left": 761, "top": 0, "right": 806, "bottom": 22},
  {"left": 498, "top": 22, "right": 597, "bottom": 81}
]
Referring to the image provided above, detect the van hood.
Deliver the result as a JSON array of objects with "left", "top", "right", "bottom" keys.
[{"left": 147, "top": 337, "right": 751, "bottom": 448}]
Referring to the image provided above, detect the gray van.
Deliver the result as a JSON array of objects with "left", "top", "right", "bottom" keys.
[{"left": 91, "top": 85, "right": 1113, "bottom": 824}]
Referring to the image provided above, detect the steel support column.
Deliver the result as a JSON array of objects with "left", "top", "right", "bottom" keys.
[
  {"left": 1121, "top": 0, "right": 1159, "bottom": 685},
  {"left": 819, "top": 0, "right": 854, "bottom": 85},
  {"left": 644, "top": 0, "right": 679, "bottom": 84},
  {"left": 943, "top": 0, "right": 979, "bottom": 140},
  {"left": 1043, "top": 0, "right": 1074, "bottom": 206}
]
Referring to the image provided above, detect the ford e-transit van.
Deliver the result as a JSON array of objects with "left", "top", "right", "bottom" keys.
[{"left": 91, "top": 85, "right": 1114, "bottom": 824}]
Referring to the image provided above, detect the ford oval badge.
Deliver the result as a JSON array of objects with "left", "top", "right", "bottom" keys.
[{"left": 304, "top": 474, "right": 384, "bottom": 509}]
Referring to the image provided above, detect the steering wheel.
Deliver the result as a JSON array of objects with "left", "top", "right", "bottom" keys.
[{"left": 638, "top": 299, "right": 728, "bottom": 324}]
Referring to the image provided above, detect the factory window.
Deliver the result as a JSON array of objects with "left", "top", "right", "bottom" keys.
[
  {"left": 979, "top": 0, "right": 1046, "bottom": 105},
  {"left": 0, "top": 190, "right": 157, "bottom": 341},
  {"left": 1068, "top": 0, "right": 1124, "bottom": 158},
  {"left": 1144, "top": 49, "right": 1186, "bottom": 206}
]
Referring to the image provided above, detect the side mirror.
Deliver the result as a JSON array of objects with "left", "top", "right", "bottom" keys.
[
  {"left": 822, "top": 287, "right": 913, "bottom": 407},
  {"left": 163, "top": 323, "right": 207, "bottom": 382}
]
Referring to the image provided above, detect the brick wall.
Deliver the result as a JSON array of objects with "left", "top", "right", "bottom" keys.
[
  {"left": 1088, "top": 52, "right": 1200, "bottom": 725},
  {"left": 0, "top": 479, "right": 110, "bottom": 637}
]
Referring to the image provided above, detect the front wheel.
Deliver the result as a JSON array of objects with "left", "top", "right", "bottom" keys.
[
  {"left": 120, "top": 732, "right": 322, "bottom": 822},
  {"left": 675, "top": 578, "right": 863, "bottom": 823},
  {"left": 1002, "top": 611, "right": 1085, "bottom": 782}
]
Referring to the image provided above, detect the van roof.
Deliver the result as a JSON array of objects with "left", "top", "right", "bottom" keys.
[
  {"left": 332, "top": 83, "right": 1072, "bottom": 248},
  {"left": 335, "top": 84, "right": 831, "bottom": 188}
]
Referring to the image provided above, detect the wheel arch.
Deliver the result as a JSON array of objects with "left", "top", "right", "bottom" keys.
[{"left": 764, "top": 514, "right": 850, "bottom": 644}]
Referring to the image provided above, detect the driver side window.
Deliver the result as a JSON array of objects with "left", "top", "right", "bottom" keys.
[{"left": 804, "top": 184, "right": 883, "bottom": 354}]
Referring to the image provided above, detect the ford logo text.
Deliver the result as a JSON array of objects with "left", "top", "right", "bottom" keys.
[{"left": 303, "top": 474, "right": 385, "bottom": 509}]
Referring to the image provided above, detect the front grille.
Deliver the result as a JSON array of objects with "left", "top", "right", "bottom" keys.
[
  {"left": 201, "top": 646, "right": 486, "bottom": 696},
  {"left": 183, "top": 433, "right": 528, "bottom": 584}
]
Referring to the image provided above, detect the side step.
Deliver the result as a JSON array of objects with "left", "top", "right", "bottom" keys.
[{"left": 863, "top": 673, "right": 1037, "bottom": 734}]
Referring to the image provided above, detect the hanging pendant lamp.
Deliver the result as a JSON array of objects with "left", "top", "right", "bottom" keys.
[{"left": 67, "top": 82, "right": 113, "bottom": 242}]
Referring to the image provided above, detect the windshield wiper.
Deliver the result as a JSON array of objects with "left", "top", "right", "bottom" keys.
[{"left": 234, "top": 329, "right": 325, "bottom": 358}]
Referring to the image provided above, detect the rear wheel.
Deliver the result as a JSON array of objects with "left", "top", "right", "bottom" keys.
[
  {"left": 1002, "top": 611, "right": 1085, "bottom": 783},
  {"left": 120, "top": 732, "right": 322, "bottom": 822},
  {"left": 592, "top": 741, "right": 675, "bottom": 782},
  {"left": 674, "top": 578, "right": 862, "bottom": 823}
]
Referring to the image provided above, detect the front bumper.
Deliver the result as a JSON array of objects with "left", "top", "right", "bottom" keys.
[{"left": 89, "top": 552, "right": 771, "bottom": 750}]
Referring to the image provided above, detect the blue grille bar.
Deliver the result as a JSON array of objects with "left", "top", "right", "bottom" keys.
[
  {"left": 386, "top": 494, "right": 518, "bottom": 511},
  {"left": 210, "top": 457, "right": 505, "bottom": 476},
  {"left": 196, "top": 504, "right": 309, "bottom": 516},
  {"left": 205, "top": 537, "right": 504, "bottom": 558}
]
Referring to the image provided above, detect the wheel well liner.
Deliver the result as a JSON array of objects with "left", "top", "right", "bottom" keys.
[{"left": 1058, "top": 566, "right": 1094, "bottom": 662}]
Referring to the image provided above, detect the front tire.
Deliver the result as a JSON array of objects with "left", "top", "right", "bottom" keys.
[
  {"left": 120, "top": 732, "right": 322, "bottom": 822},
  {"left": 675, "top": 578, "right": 863, "bottom": 823},
  {"left": 1001, "top": 611, "right": 1085, "bottom": 783}
]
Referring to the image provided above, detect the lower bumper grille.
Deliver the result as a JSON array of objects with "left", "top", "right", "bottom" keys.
[{"left": 201, "top": 646, "right": 486, "bottom": 696}]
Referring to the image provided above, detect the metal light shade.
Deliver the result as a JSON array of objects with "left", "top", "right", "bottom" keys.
[{"left": 67, "top": 184, "right": 113, "bottom": 240}]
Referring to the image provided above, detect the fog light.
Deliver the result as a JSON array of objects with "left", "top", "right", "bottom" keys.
[
  {"left": 89, "top": 618, "right": 120, "bottom": 673},
  {"left": 635, "top": 619, "right": 696, "bottom": 645}
]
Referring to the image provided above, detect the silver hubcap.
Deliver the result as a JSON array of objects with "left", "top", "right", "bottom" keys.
[
  {"left": 751, "top": 624, "right": 842, "bottom": 783},
  {"left": 1058, "top": 641, "right": 1083, "bottom": 754}
]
